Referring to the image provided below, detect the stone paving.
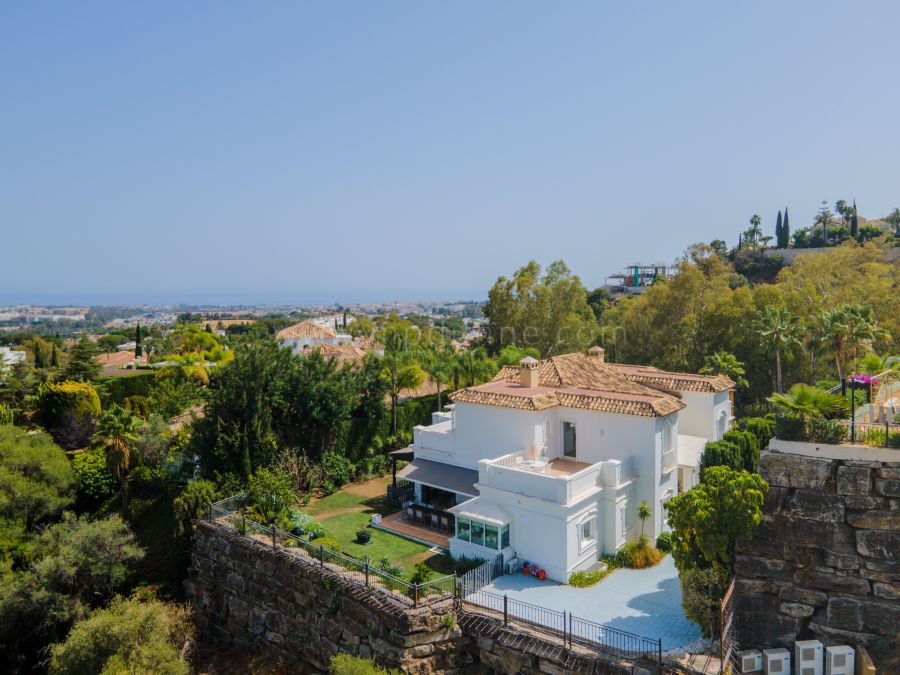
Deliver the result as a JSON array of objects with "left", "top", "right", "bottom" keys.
[{"left": 479, "top": 555, "right": 701, "bottom": 650}]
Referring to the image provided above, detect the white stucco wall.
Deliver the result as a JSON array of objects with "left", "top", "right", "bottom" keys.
[{"left": 678, "top": 390, "right": 733, "bottom": 440}]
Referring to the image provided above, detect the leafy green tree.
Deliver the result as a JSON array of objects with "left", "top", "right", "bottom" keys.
[
  {"left": 767, "top": 383, "right": 850, "bottom": 419},
  {"left": 586, "top": 287, "right": 612, "bottom": 323},
  {"left": 0, "top": 426, "right": 74, "bottom": 534},
  {"left": 348, "top": 316, "right": 376, "bottom": 338},
  {"left": 71, "top": 450, "right": 117, "bottom": 505},
  {"left": 455, "top": 347, "right": 497, "bottom": 387},
  {"left": 680, "top": 566, "right": 730, "bottom": 638},
  {"left": 886, "top": 207, "right": 900, "bottom": 236},
  {"left": 496, "top": 345, "right": 542, "bottom": 368},
  {"left": 754, "top": 306, "right": 801, "bottom": 393},
  {"left": 699, "top": 351, "right": 747, "bottom": 389},
  {"left": 63, "top": 338, "right": 102, "bottom": 382},
  {"left": 173, "top": 479, "right": 221, "bottom": 539},
  {"left": 483, "top": 260, "right": 598, "bottom": 356},
  {"left": 93, "top": 404, "right": 140, "bottom": 515},
  {"left": 421, "top": 345, "right": 450, "bottom": 411},
  {"left": 665, "top": 466, "right": 768, "bottom": 572},
  {"left": 38, "top": 380, "right": 102, "bottom": 451},
  {"left": 247, "top": 466, "right": 296, "bottom": 526},
  {"left": 193, "top": 339, "right": 295, "bottom": 480},
  {"left": 699, "top": 440, "right": 742, "bottom": 474},
  {"left": 49, "top": 595, "right": 191, "bottom": 675},
  {"left": 0, "top": 513, "right": 143, "bottom": 669},
  {"left": 742, "top": 214, "right": 763, "bottom": 247},
  {"left": 857, "top": 352, "right": 899, "bottom": 376}
]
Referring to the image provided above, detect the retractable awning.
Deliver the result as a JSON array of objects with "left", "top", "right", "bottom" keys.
[
  {"left": 449, "top": 497, "right": 511, "bottom": 525},
  {"left": 396, "top": 458, "right": 478, "bottom": 496}
]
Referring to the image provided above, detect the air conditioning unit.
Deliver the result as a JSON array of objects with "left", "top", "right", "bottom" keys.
[
  {"left": 794, "top": 640, "right": 823, "bottom": 675},
  {"left": 504, "top": 558, "right": 519, "bottom": 574},
  {"left": 737, "top": 649, "right": 762, "bottom": 673},
  {"left": 763, "top": 648, "right": 790, "bottom": 675},
  {"left": 824, "top": 645, "right": 854, "bottom": 675}
]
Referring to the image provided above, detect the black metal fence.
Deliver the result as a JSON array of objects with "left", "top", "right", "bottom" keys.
[
  {"left": 775, "top": 415, "right": 899, "bottom": 447},
  {"left": 210, "top": 495, "right": 664, "bottom": 665},
  {"left": 461, "top": 586, "right": 663, "bottom": 664}
]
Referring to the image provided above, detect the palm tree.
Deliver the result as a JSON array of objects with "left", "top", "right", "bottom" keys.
[
  {"left": 886, "top": 207, "right": 900, "bottom": 237},
  {"left": 820, "top": 304, "right": 886, "bottom": 380},
  {"left": 767, "top": 384, "right": 850, "bottom": 419},
  {"left": 94, "top": 404, "right": 140, "bottom": 515},
  {"left": 637, "top": 500, "right": 652, "bottom": 540},
  {"left": 380, "top": 330, "right": 424, "bottom": 435},
  {"left": 858, "top": 353, "right": 900, "bottom": 376},
  {"left": 457, "top": 348, "right": 497, "bottom": 387},
  {"left": 421, "top": 345, "right": 452, "bottom": 411},
  {"left": 754, "top": 307, "right": 802, "bottom": 394},
  {"left": 815, "top": 200, "right": 834, "bottom": 245},
  {"left": 835, "top": 199, "right": 849, "bottom": 228},
  {"left": 700, "top": 351, "right": 748, "bottom": 389}
]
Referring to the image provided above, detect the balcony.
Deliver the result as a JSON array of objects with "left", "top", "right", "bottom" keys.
[
  {"left": 478, "top": 451, "right": 605, "bottom": 505},
  {"left": 412, "top": 420, "right": 455, "bottom": 455}
]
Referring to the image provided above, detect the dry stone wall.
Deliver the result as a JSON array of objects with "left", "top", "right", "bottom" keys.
[
  {"left": 733, "top": 451, "right": 900, "bottom": 670},
  {"left": 187, "top": 521, "right": 648, "bottom": 674}
]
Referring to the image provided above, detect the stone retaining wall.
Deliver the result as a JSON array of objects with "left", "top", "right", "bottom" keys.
[
  {"left": 187, "top": 521, "right": 650, "bottom": 674},
  {"left": 733, "top": 451, "right": 899, "bottom": 670}
]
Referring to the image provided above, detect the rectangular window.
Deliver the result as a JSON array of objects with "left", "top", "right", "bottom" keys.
[
  {"left": 457, "top": 518, "right": 470, "bottom": 542},
  {"left": 563, "top": 421, "right": 576, "bottom": 458},
  {"left": 500, "top": 524, "right": 510, "bottom": 549},
  {"left": 484, "top": 524, "right": 499, "bottom": 549},
  {"left": 470, "top": 521, "right": 485, "bottom": 547},
  {"left": 581, "top": 518, "right": 594, "bottom": 541}
]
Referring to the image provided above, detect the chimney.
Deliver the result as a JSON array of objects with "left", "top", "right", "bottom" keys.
[
  {"left": 588, "top": 346, "right": 605, "bottom": 363},
  {"left": 519, "top": 356, "right": 539, "bottom": 388}
]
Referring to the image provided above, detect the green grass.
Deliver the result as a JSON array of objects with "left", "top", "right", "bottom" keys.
[
  {"left": 318, "top": 511, "right": 431, "bottom": 573},
  {"left": 304, "top": 490, "right": 388, "bottom": 516}
]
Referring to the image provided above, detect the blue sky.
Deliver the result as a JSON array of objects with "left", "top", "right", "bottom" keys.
[{"left": 2, "top": 2, "right": 899, "bottom": 305}]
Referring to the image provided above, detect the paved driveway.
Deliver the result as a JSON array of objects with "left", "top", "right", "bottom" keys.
[{"left": 478, "top": 556, "right": 700, "bottom": 650}]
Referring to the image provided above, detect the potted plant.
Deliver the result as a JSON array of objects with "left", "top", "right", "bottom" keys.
[{"left": 356, "top": 527, "right": 372, "bottom": 544}]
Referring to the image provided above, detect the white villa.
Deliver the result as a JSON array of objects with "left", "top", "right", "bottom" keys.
[
  {"left": 276, "top": 320, "right": 352, "bottom": 354},
  {"left": 396, "top": 347, "right": 733, "bottom": 582}
]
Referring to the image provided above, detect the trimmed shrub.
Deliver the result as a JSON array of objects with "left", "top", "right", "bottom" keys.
[
  {"left": 72, "top": 449, "right": 117, "bottom": 504},
  {"left": 699, "top": 440, "right": 742, "bottom": 474},
  {"left": 37, "top": 380, "right": 101, "bottom": 450},
  {"left": 656, "top": 531, "right": 674, "bottom": 553},
  {"left": 355, "top": 527, "right": 372, "bottom": 544},
  {"left": 99, "top": 372, "right": 155, "bottom": 406},
  {"left": 680, "top": 566, "right": 729, "bottom": 638},
  {"left": 612, "top": 539, "right": 662, "bottom": 569},
  {"left": 330, "top": 653, "right": 399, "bottom": 675},
  {"left": 723, "top": 429, "right": 760, "bottom": 472},
  {"left": 568, "top": 568, "right": 608, "bottom": 587},
  {"left": 737, "top": 416, "right": 775, "bottom": 448}
]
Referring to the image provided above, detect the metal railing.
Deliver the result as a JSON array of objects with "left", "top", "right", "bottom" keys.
[
  {"left": 461, "top": 587, "right": 663, "bottom": 663},
  {"left": 775, "top": 415, "right": 899, "bottom": 447},
  {"left": 208, "top": 494, "right": 453, "bottom": 608},
  {"left": 211, "top": 495, "right": 663, "bottom": 664}
]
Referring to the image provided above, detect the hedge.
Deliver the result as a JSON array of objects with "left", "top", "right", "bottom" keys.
[{"left": 99, "top": 372, "right": 156, "bottom": 406}]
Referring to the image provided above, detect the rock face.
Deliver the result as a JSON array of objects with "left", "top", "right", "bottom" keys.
[
  {"left": 187, "top": 521, "right": 645, "bottom": 674},
  {"left": 734, "top": 452, "right": 900, "bottom": 671}
]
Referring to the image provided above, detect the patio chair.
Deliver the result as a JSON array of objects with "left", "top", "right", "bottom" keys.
[
  {"left": 414, "top": 509, "right": 424, "bottom": 523},
  {"left": 405, "top": 507, "right": 414, "bottom": 521},
  {"left": 440, "top": 515, "right": 449, "bottom": 531},
  {"left": 431, "top": 513, "right": 439, "bottom": 529}
]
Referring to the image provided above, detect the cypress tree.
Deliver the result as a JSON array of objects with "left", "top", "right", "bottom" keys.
[
  {"left": 775, "top": 210, "right": 784, "bottom": 248},
  {"left": 50, "top": 344, "right": 59, "bottom": 368},
  {"left": 783, "top": 207, "right": 790, "bottom": 246},
  {"left": 34, "top": 344, "right": 45, "bottom": 369},
  {"left": 134, "top": 323, "right": 142, "bottom": 358},
  {"left": 851, "top": 199, "right": 859, "bottom": 239}
]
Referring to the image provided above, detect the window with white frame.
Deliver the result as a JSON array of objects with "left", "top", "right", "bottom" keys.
[
  {"left": 662, "top": 419, "right": 676, "bottom": 473},
  {"left": 620, "top": 501, "right": 631, "bottom": 537},
  {"left": 455, "top": 517, "right": 507, "bottom": 551},
  {"left": 577, "top": 513, "right": 597, "bottom": 552}
]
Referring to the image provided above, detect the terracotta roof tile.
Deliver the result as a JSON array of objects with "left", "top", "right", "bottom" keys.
[
  {"left": 607, "top": 364, "right": 734, "bottom": 393},
  {"left": 276, "top": 321, "right": 337, "bottom": 340}
]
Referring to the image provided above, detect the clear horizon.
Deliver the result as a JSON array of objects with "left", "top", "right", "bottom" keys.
[{"left": 3, "top": 2, "right": 899, "bottom": 304}]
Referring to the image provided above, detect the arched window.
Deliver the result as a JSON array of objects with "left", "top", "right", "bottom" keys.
[{"left": 716, "top": 411, "right": 728, "bottom": 440}]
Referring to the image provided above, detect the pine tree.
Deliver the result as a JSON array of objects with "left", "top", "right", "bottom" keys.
[
  {"left": 783, "top": 207, "right": 790, "bottom": 247},
  {"left": 775, "top": 210, "right": 784, "bottom": 248},
  {"left": 134, "top": 323, "right": 142, "bottom": 358}
]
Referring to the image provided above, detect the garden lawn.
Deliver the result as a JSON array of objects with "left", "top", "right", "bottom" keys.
[{"left": 302, "top": 476, "right": 451, "bottom": 575}]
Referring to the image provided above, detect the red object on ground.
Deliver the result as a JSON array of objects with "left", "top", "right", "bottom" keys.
[
  {"left": 538, "top": 569, "right": 546, "bottom": 581},
  {"left": 522, "top": 564, "right": 530, "bottom": 576}
]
